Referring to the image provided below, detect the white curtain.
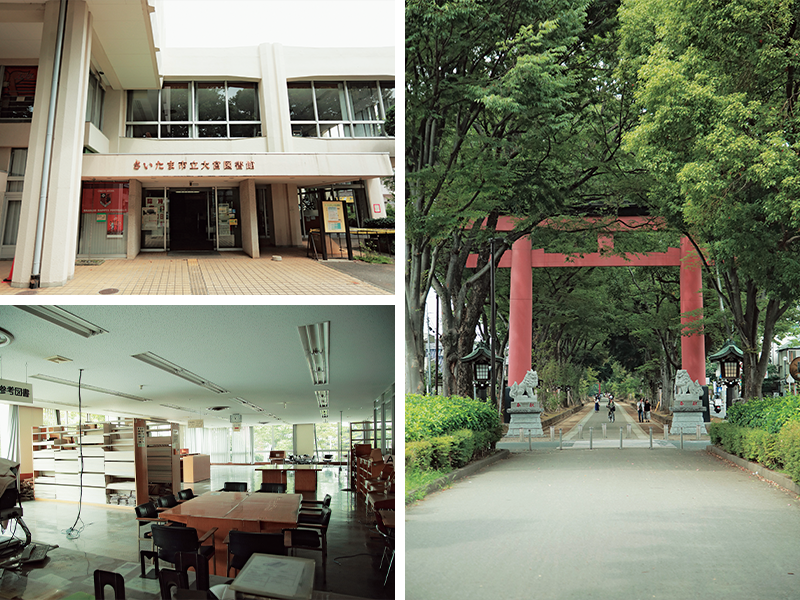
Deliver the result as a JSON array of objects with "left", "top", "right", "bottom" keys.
[
  {"left": 0, "top": 404, "right": 18, "bottom": 463},
  {"left": 184, "top": 427, "right": 204, "bottom": 454},
  {"left": 231, "top": 426, "right": 252, "bottom": 464},
  {"left": 204, "top": 428, "right": 230, "bottom": 463}
]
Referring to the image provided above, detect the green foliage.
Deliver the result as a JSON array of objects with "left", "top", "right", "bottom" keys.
[
  {"left": 727, "top": 395, "right": 800, "bottom": 434},
  {"left": 405, "top": 394, "right": 502, "bottom": 442},
  {"left": 405, "top": 394, "right": 502, "bottom": 475},
  {"left": 778, "top": 421, "right": 800, "bottom": 484}
]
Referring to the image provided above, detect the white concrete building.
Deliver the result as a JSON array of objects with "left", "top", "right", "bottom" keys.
[{"left": 0, "top": 0, "right": 394, "bottom": 288}]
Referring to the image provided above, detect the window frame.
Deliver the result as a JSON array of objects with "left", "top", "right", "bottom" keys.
[{"left": 126, "top": 81, "right": 262, "bottom": 139}]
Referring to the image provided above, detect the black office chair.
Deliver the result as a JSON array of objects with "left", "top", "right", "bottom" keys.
[
  {"left": 94, "top": 569, "right": 125, "bottom": 599},
  {"left": 220, "top": 482, "right": 247, "bottom": 492},
  {"left": 157, "top": 494, "right": 179, "bottom": 509},
  {"left": 283, "top": 507, "right": 332, "bottom": 581},
  {"left": 150, "top": 523, "right": 218, "bottom": 577},
  {"left": 375, "top": 510, "right": 394, "bottom": 587},
  {"left": 298, "top": 505, "right": 331, "bottom": 526},
  {"left": 177, "top": 489, "right": 196, "bottom": 501},
  {"left": 257, "top": 482, "right": 287, "bottom": 494},
  {"left": 301, "top": 493, "right": 331, "bottom": 509},
  {"left": 135, "top": 501, "right": 165, "bottom": 548},
  {"left": 224, "top": 530, "right": 286, "bottom": 577}
]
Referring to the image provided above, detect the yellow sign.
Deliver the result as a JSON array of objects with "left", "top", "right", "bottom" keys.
[{"left": 322, "top": 201, "right": 346, "bottom": 233}]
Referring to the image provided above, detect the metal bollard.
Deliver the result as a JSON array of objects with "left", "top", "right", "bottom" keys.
[
  {"left": 649, "top": 427, "right": 653, "bottom": 449},
  {"left": 550, "top": 426, "right": 555, "bottom": 442},
  {"left": 578, "top": 424, "right": 583, "bottom": 439},
  {"left": 627, "top": 423, "right": 632, "bottom": 438},
  {"left": 559, "top": 429, "right": 563, "bottom": 450},
  {"left": 664, "top": 424, "right": 669, "bottom": 440},
  {"left": 680, "top": 430, "right": 684, "bottom": 449},
  {"left": 619, "top": 427, "right": 623, "bottom": 449},
  {"left": 602, "top": 423, "right": 607, "bottom": 439},
  {"left": 589, "top": 427, "right": 593, "bottom": 450},
  {"left": 528, "top": 429, "right": 532, "bottom": 451}
]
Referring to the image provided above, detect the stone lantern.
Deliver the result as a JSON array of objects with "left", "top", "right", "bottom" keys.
[
  {"left": 708, "top": 339, "right": 743, "bottom": 409},
  {"left": 460, "top": 342, "right": 501, "bottom": 401}
]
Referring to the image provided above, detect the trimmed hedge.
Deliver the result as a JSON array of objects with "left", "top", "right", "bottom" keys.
[
  {"left": 710, "top": 420, "right": 800, "bottom": 483},
  {"left": 406, "top": 394, "right": 501, "bottom": 441},
  {"left": 405, "top": 428, "right": 499, "bottom": 472},
  {"left": 363, "top": 217, "right": 394, "bottom": 229}
]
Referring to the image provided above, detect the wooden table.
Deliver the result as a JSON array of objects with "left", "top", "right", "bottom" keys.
[
  {"left": 255, "top": 465, "right": 323, "bottom": 492},
  {"left": 159, "top": 491, "right": 301, "bottom": 575}
]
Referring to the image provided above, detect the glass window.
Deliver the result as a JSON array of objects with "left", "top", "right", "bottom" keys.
[
  {"left": 379, "top": 81, "right": 395, "bottom": 114},
  {"left": 196, "top": 82, "right": 226, "bottom": 121},
  {"left": 320, "top": 123, "right": 350, "bottom": 138},
  {"left": 198, "top": 124, "right": 227, "bottom": 138},
  {"left": 127, "top": 89, "right": 159, "bottom": 122},
  {"left": 315, "top": 82, "right": 346, "bottom": 121},
  {"left": 161, "top": 124, "right": 189, "bottom": 138},
  {"left": 126, "top": 82, "right": 261, "bottom": 139},
  {"left": 292, "top": 123, "right": 317, "bottom": 137},
  {"left": 227, "top": 83, "right": 259, "bottom": 121},
  {"left": 287, "top": 82, "right": 315, "bottom": 120},
  {"left": 86, "top": 71, "right": 105, "bottom": 129},
  {"left": 347, "top": 82, "right": 381, "bottom": 121},
  {"left": 0, "top": 66, "right": 37, "bottom": 120},
  {"left": 129, "top": 124, "right": 158, "bottom": 138},
  {"left": 230, "top": 124, "right": 261, "bottom": 138},
  {"left": 161, "top": 82, "right": 190, "bottom": 122}
]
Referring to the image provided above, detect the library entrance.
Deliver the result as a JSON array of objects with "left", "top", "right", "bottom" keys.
[{"left": 168, "top": 189, "right": 214, "bottom": 251}]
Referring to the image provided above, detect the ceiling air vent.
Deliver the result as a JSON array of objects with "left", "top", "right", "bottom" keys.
[{"left": 47, "top": 355, "right": 72, "bottom": 364}]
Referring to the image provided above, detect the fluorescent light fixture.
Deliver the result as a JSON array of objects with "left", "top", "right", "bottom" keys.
[
  {"left": 315, "top": 390, "right": 329, "bottom": 408},
  {"left": 160, "top": 403, "right": 204, "bottom": 414},
  {"left": 298, "top": 321, "right": 330, "bottom": 385},
  {"left": 46, "top": 355, "right": 72, "bottom": 364},
  {"left": 232, "top": 397, "right": 265, "bottom": 412},
  {"left": 30, "top": 374, "right": 152, "bottom": 402},
  {"left": 16, "top": 306, "right": 107, "bottom": 337},
  {"left": 131, "top": 352, "right": 228, "bottom": 394}
]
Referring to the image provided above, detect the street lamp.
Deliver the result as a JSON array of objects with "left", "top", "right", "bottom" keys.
[{"left": 461, "top": 342, "right": 501, "bottom": 401}]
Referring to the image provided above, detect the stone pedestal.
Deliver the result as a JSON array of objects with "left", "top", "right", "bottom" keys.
[
  {"left": 507, "top": 401, "right": 543, "bottom": 437},
  {"left": 670, "top": 410, "right": 707, "bottom": 435}
]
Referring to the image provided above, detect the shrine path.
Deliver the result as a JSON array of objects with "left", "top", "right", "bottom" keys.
[{"left": 405, "top": 435, "right": 800, "bottom": 599}]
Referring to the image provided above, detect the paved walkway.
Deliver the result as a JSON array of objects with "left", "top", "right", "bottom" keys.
[
  {"left": 0, "top": 248, "right": 393, "bottom": 295},
  {"left": 406, "top": 443, "right": 800, "bottom": 599}
]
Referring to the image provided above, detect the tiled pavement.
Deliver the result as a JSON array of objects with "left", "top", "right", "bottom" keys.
[{"left": 0, "top": 248, "right": 392, "bottom": 296}]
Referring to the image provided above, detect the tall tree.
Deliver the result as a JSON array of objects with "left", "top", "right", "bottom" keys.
[
  {"left": 619, "top": 0, "right": 800, "bottom": 398},
  {"left": 406, "top": 0, "right": 638, "bottom": 395}
]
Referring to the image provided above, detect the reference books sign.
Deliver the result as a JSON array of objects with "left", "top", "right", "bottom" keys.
[{"left": 0, "top": 379, "right": 32, "bottom": 403}]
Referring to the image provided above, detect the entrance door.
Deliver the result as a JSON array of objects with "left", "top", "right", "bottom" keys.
[{"left": 168, "top": 189, "right": 214, "bottom": 251}]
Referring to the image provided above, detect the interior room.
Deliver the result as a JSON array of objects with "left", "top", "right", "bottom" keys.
[{"left": 0, "top": 305, "right": 395, "bottom": 599}]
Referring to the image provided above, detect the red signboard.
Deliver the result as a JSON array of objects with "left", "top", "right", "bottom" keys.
[{"left": 81, "top": 183, "right": 129, "bottom": 214}]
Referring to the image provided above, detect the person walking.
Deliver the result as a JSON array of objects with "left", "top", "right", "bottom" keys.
[
  {"left": 607, "top": 398, "right": 616, "bottom": 422},
  {"left": 637, "top": 399, "right": 644, "bottom": 423},
  {"left": 644, "top": 398, "right": 652, "bottom": 423},
  {"left": 595, "top": 395, "right": 600, "bottom": 412}
]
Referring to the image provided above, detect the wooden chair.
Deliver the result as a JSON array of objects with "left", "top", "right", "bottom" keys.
[
  {"left": 175, "top": 550, "right": 211, "bottom": 591},
  {"left": 158, "top": 567, "right": 188, "bottom": 598}
]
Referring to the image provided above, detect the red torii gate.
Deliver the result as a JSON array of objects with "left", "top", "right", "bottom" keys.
[{"left": 466, "top": 216, "right": 705, "bottom": 389}]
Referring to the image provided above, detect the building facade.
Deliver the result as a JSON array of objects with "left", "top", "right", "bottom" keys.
[{"left": 0, "top": 0, "right": 394, "bottom": 287}]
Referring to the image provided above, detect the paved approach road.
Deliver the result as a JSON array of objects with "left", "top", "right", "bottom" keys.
[{"left": 406, "top": 445, "right": 800, "bottom": 599}]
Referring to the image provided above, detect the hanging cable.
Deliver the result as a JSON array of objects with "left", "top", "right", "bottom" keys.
[{"left": 65, "top": 369, "right": 85, "bottom": 539}]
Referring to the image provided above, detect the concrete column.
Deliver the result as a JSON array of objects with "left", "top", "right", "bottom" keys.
[
  {"left": 127, "top": 180, "right": 142, "bottom": 259},
  {"left": 365, "top": 177, "right": 386, "bottom": 219},
  {"left": 11, "top": 1, "right": 61, "bottom": 287},
  {"left": 38, "top": 0, "right": 92, "bottom": 286},
  {"left": 258, "top": 43, "right": 290, "bottom": 152},
  {"left": 239, "top": 179, "right": 259, "bottom": 258},
  {"left": 680, "top": 236, "right": 706, "bottom": 384},
  {"left": 271, "top": 183, "right": 301, "bottom": 246},
  {"left": 508, "top": 236, "right": 533, "bottom": 387}
]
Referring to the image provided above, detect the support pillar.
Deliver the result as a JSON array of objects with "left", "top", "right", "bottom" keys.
[
  {"left": 680, "top": 237, "right": 706, "bottom": 385},
  {"left": 508, "top": 236, "right": 533, "bottom": 386}
]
